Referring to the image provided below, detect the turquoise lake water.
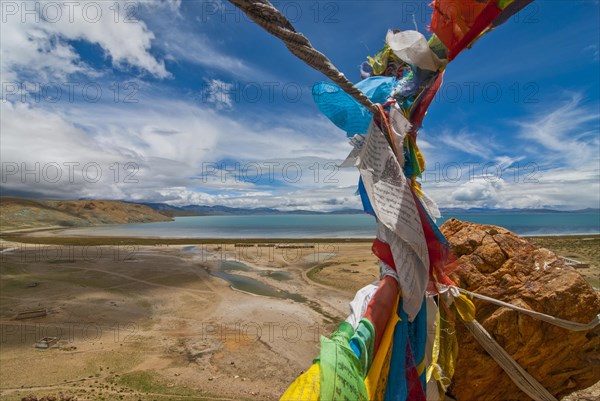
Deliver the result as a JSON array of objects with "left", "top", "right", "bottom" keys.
[{"left": 61, "top": 213, "right": 600, "bottom": 238}]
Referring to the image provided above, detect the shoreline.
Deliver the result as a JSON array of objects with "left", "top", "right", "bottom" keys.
[
  {"left": 1, "top": 234, "right": 598, "bottom": 246},
  {"left": 0, "top": 235, "right": 375, "bottom": 245},
  {"left": 3, "top": 212, "right": 599, "bottom": 240},
  {"left": 1, "top": 223, "right": 599, "bottom": 243},
  {"left": 3, "top": 230, "right": 596, "bottom": 291}
]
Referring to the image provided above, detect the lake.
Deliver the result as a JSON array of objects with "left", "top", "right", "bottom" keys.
[{"left": 59, "top": 213, "right": 600, "bottom": 238}]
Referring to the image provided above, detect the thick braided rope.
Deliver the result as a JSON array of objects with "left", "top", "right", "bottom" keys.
[
  {"left": 458, "top": 287, "right": 600, "bottom": 332},
  {"left": 228, "top": 0, "right": 378, "bottom": 113},
  {"left": 462, "top": 319, "right": 558, "bottom": 401}
]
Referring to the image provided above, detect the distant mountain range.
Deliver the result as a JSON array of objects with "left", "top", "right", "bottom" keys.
[
  {"left": 2, "top": 195, "right": 596, "bottom": 235},
  {"left": 139, "top": 202, "right": 365, "bottom": 217},
  {"left": 2, "top": 197, "right": 597, "bottom": 230},
  {"left": 138, "top": 202, "right": 600, "bottom": 217}
]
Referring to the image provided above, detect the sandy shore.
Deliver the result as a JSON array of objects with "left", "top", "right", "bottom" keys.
[{"left": 0, "top": 234, "right": 597, "bottom": 401}]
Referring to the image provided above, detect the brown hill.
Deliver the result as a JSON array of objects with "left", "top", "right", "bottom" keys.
[{"left": 0, "top": 197, "right": 172, "bottom": 232}]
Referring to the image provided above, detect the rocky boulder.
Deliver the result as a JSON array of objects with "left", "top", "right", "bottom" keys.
[{"left": 440, "top": 219, "right": 599, "bottom": 401}]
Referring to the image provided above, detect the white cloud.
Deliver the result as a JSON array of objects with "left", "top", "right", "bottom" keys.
[
  {"left": 155, "top": 27, "right": 261, "bottom": 80},
  {"left": 415, "top": 94, "right": 600, "bottom": 210},
  {"left": 516, "top": 93, "right": 599, "bottom": 167},
  {"left": 0, "top": 93, "right": 358, "bottom": 211},
  {"left": 139, "top": 0, "right": 267, "bottom": 81},
  {"left": 203, "top": 79, "right": 234, "bottom": 110},
  {"left": 583, "top": 44, "right": 599, "bottom": 62},
  {"left": 3, "top": 90, "right": 598, "bottom": 211},
  {"left": 494, "top": 155, "right": 524, "bottom": 170},
  {"left": 437, "top": 129, "right": 496, "bottom": 159},
  {"left": 420, "top": 163, "right": 600, "bottom": 210},
  {"left": 451, "top": 178, "right": 503, "bottom": 203},
  {"left": 1, "top": 0, "right": 169, "bottom": 81}
]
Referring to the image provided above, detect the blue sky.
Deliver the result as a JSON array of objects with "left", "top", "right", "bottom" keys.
[{"left": 1, "top": 0, "right": 599, "bottom": 211}]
